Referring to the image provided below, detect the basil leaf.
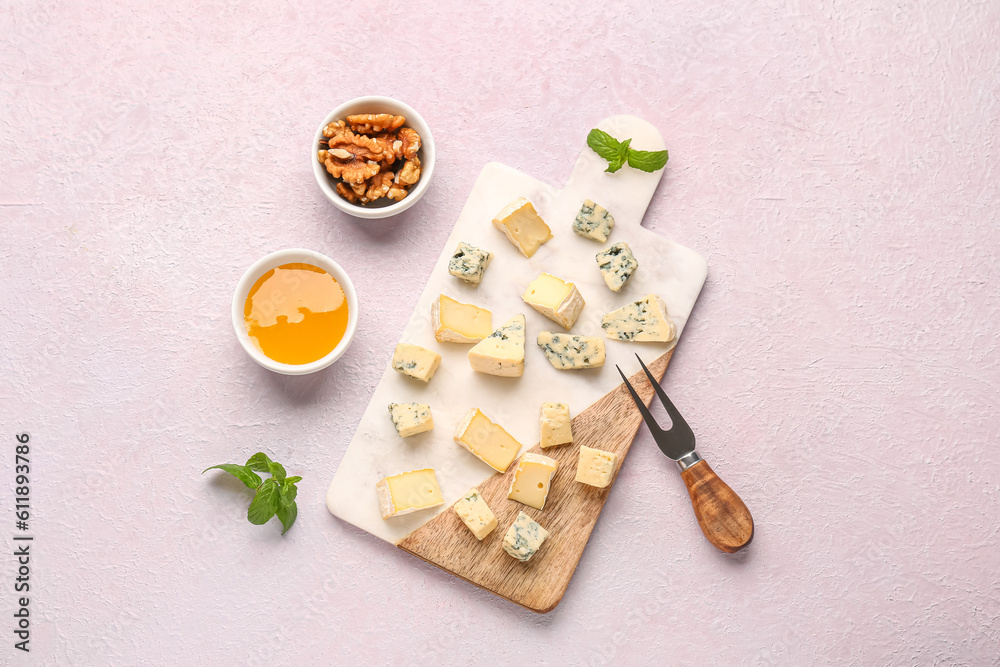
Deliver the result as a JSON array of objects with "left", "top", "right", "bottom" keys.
[
  {"left": 202, "top": 464, "right": 262, "bottom": 490},
  {"left": 280, "top": 481, "right": 298, "bottom": 506},
  {"left": 587, "top": 129, "right": 633, "bottom": 173},
  {"left": 268, "top": 461, "right": 286, "bottom": 481},
  {"left": 276, "top": 501, "right": 297, "bottom": 535},
  {"left": 247, "top": 478, "right": 280, "bottom": 525},
  {"left": 606, "top": 138, "right": 631, "bottom": 173},
  {"left": 627, "top": 148, "right": 669, "bottom": 172},
  {"left": 245, "top": 452, "right": 273, "bottom": 473},
  {"left": 206, "top": 453, "right": 302, "bottom": 534},
  {"left": 586, "top": 128, "right": 623, "bottom": 162}
]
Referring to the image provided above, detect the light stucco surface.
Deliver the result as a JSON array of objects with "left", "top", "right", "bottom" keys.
[{"left": 1, "top": 1, "right": 997, "bottom": 664}]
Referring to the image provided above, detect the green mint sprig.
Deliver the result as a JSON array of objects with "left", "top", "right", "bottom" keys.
[
  {"left": 587, "top": 129, "right": 669, "bottom": 174},
  {"left": 204, "top": 452, "right": 301, "bottom": 534}
]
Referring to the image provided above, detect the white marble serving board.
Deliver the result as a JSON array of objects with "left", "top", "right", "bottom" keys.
[{"left": 326, "top": 116, "right": 708, "bottom": 544}]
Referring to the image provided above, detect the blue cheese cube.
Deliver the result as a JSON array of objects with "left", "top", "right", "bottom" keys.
[
  {"left": 387, "top": 402, "right": 434, "bottom": 437},
  {"left": 575, "top": 445, "right": 618, "bottom": 488},
  {"left": 601, "top": 294, "right": 676, "bottom": 343},
  {"left": 453, "top": 488, "right": 498, "bottom": 540},
  {"left": 391, "top": 343, "right": 441, "bottom": 382},
  {"left": 572, "top": 199, "right": 615, "bottom": 242},
  {"left": 502, "top": 511, "right": 549, "bottom": 562},
  {"left": 448, "top": 241, "right": 494, "bottom": 285},
  {"left": 595, "top": 242, "right": 638, "bottom": 292},
  {"left": 540, "top": 402, "right": 573, "bottom": 448},
  {"left": 537, "top": 332, "right": 606, "bottom": 370}
]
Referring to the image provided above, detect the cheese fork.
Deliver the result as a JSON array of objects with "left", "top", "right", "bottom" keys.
[{"left": 617, "top": 355, "right": 754, "bottom": 553}]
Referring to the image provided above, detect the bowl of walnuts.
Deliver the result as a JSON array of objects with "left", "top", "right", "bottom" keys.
[{"left": 312, "top": 96, "right": 435, "bottom": 219}]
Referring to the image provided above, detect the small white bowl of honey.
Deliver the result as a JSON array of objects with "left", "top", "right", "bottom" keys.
[{"left": 232, "top": 249, "right": 358, "bottom": 375}]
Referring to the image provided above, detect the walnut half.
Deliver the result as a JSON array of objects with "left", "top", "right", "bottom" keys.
[
  {"left": 397, "top": 156, "right": 421, "bottom": 185},
  {"left": 347, "top": 114, "right": 405, "bottom": 134}
]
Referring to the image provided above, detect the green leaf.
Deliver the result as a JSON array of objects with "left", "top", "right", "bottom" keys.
[
  {"left": 627, "top": 147, "right": 669, "bottom": 172},
  {"left": 607, "top": 138, "right": 631, "bottom": 173},
  {"left": 276, "top": 501, "right": 297, "bottom": 535},
  {"left": 587, "top": 129, "right": 632, "bottom": 173},
  {"left": 202, "top": 464, "right": 262, "bottom": 490},
  {"left": 247, "top": 478, "right": 280, "bottom": 525},
  {"left": 268, "top": 461, "right": 286, "bottom": 481},
  {"left": 245, "top": 452, "right": 273, "bottom": 473},
  {"left": 586, "top": 128, "right": 623, "bottom": 161},
  {"left": 205, "top": 452, "right": 302, "bottom": 534},
  {"left": 280, "top": 481, "right": 298, "bottom": 506}
]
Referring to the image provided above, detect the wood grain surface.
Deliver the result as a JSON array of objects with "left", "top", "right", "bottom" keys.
[
  {"left": 680, "top": 459, "right": 754, "bottom": 553},
  {"left": 397, "top": 350, "right": 673, "bottom": 613}
]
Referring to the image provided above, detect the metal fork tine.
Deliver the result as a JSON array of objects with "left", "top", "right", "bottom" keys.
[
  {"left": 634, "top": 354, "right": 694, "bottom": 439},
  {"left": 616, "top": 365, "right": 663, "bottom": 438}
]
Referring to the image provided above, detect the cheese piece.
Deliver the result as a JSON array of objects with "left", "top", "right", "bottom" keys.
[
  {"left": 448, "top": 241, "right": 493, "bottom": 285},
  {"left": 468, "top": 314, "right": 525, "bottom": 377},
  {"left": 391, "top": 343, "right": 441, "bottom": 382},
  {"left": 507, "top": 452, "right": 559, "bottom": 510},
  {"left": 522, "top": 273, "right": 585, "bottom": 329},
  {"left": 601, "top": 294, "right": 677, "bottom": 343},
  {"left": 432, "top": 295, "right": 493, "bottom": 343},
  {"left": 503, "top": 511, "right": 549, "bottom": 562},
  {"left": 536, "top": 332, "right": 606, "bottom": 370},
  {"left": 453, "top": 408, "right": 522, "bottom": 473},
  {"left": 375, "top": 468, "right": 444, "bottom": 519},
  {"left": 453, "top": 488, "right": 498, "bottom": 540},
  {"left": 595, "top": 242, "right": 638, "bottom": 292},
  {"left": 539, "top": 402, "right": 573, "bottom": 448},
  {"left": 572, "top": 199, "right": 615, "bottom": 242},
  {"left": 492, "top": 197, "right": 553, "bottom": 258},
  {"left": 575, "top": 445, "right": 618, "bottom": 488},
  {"left": 387, "top": 402, "right": 433, "bottom": 437}
]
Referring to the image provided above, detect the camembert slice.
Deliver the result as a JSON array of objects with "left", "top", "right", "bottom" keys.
[
  {"left": 575, "top": 446, "right": 618, "bottom": 488},
  {"left": 507, "top": 452, "right": 559, "bottom": 510},
  {"left": 468, "top": 314, "right": 526, "bottom": 377},
  {"left": 503, "top": 511, "right": 549, "bottom": 562},
  {"left": 539, "top": 402, "right": 573, "bottom": 448},
  {"left": 432, "top": 295, "right": 493, "bottom": 343},
  {"left": 391, "top": 343, "right": 441, "bottom": 382},
  {"left": 492, "top": 197, "right": 553, "bottom": 258},
  {"left": 536, "top": 332, "right": 605, "bottom": 370},
  {"left": 453, "top": 488, "right": 498, "bottom": 540},
  {"left": 601, "top": 294, "right": 676, "bottom": 343},
  {"left": 375, "top": 468, "right": 444, "bottom": 519},
  {"left": 522, "top": 273, "right": 585, "bottom": 329},
  {"left": 453, "top": 408, "right": 522, "bottom": 473}
]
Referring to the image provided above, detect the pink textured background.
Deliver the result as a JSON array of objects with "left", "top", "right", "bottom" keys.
[{"left": 1, "top": 1, "right": 998, "bottom": 663}]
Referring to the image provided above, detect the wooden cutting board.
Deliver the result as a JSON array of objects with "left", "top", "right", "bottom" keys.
[
  {"left": 326, "top": 115, "right": 707, "bottom": 612},
  {"left": 398, "top": 350, "right": 672, "bottom": 612}
]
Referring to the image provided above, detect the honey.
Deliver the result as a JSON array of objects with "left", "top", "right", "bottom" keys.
[{"left": 244, "top": 263, "right": 349, "bottom": 365}]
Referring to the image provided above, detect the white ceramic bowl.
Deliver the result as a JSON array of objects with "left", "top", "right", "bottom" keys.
[
  {"left": 232, "top": 248, "right": 359, "bottom": 375},
  {"left": 312, "top": 96, "right": 435, "bottom": 219}
]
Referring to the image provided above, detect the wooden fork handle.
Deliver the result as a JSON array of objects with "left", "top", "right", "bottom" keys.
[{"left": 680, "top": 459, "right": 754, "bottom": 553}]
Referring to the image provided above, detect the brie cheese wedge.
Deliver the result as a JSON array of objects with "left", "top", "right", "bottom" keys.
[
  {"left": 468, "top": 314, "right": 526, "bottom": 377},
  {"left": 432, "top": 294, "right": 493, "bottom": 343},
  {"left": 522, "top": 273, "right": 584, "bottom": 329},
  {"left": 492, "top": 197, "right": 552, "bottom": 258}
]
